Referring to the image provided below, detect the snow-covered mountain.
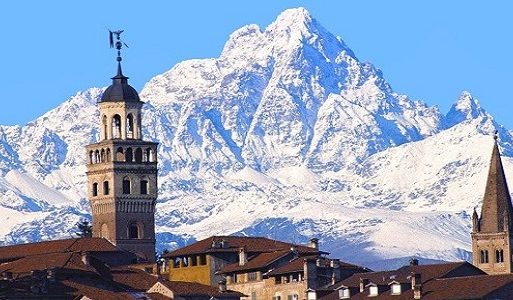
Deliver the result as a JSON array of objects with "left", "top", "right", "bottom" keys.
[{"left": 0, "top": 8, "right": 511, "bottom": 269}]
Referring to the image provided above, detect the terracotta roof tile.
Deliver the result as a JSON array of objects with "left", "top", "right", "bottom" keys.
[
  {"left": 166, "top": 236, "right": 322, "bottom": 257},
  {"left": 220, "top": 251, "right": 291, "bottom": 273},
  {"left": 0, "top": 237, "right": 119, "bottom": 262}
]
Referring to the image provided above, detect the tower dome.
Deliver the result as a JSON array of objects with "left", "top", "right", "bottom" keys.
[{"left": 100, "top": 63, "right": 141, "bottom": 103}]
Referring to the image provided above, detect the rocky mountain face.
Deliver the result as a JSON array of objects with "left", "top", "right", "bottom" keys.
[{"left": 0, "top": 8, "right": 512, "bottom": 269}]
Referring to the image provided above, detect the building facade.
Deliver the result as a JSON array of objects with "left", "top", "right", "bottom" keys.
[
  {"left": 471, "top": 135, "right": 513, "bottom": 274},
  {"left": 85, "top": 42, "right": 158, "bottom": 262}
]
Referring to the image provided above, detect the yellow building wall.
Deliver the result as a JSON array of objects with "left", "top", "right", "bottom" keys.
[{"left": 168, "top": 255, "right": 213, "bottom": 285}]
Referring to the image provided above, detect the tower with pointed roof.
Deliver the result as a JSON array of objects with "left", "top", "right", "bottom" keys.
[
  {"left": 471, "top": 134, "right": 513, "bottom": 274},
  {"left": 85, "top": 32, "right": 158, "bottom": 262}
]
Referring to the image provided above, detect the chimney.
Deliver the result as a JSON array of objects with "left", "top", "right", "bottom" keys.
[
  {"left": 359, "top": 278, "right": 370, "bottom": 292},
  {"left": 239, "top": 247, "right": 248, "bottom": 266},
  {"left": 413, "top": 284, "right": 422, "bottom": 299},
  {"left": 309, "top": 238, "right": 319, "bottom": 250},
  {"left": 409, "top": 257, "right": 419, "bottom": 266},
  {"left": 218, "top": 279, "right": 227, "bottom": 293},
  {"left": 410, "top": 273, "right": 421, "bottom": 289}
]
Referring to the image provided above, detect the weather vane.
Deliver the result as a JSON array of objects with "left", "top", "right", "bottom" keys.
[{"left": 108, "top": 29, "right": 129, "bottom": 63}]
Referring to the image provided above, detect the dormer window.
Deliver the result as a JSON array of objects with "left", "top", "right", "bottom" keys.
[
  {"left": 338, "top": 287, "right": 350, "bottom": 299},
  {"left": 390, "top": 283, "right": 401, "bottom": 295},
  {"left": 368, "top": 284, "right": 378, "bottom": 297}
]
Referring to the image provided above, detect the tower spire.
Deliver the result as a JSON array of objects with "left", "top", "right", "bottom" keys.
[{"left": 479, "top": 132, "right": 513, "bottom": 233}]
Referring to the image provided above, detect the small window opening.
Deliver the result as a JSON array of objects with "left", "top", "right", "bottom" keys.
[
  {"left": 125, "top": 147, "right": 133, "bottom": 162},
  {"left": 112, "top": 114, "right": 121, "bottom": 139},
  {"left": 141, "top": 180, "right": 149, "bottom": 195},
  {"left": 92, "top": 183, "right": 98, "bottom": 197},
  {"left": 103, "top": 181, "right": 110, "bottom": 195},
  {"left": 128, "top": 223, "right": 139, "bottom": 239},
  {"left": 122, "top": 177, "right": 131, "bottom": 194}
]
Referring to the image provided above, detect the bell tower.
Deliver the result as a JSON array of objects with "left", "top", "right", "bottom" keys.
[
  {"left": 472, "top": 133, "right": 513, "bottom": 274},
  {"left": 86, "top": 31, "right": 158, "bottom": 262}
]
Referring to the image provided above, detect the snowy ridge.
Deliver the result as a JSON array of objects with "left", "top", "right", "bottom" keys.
[{"left": 0, "top": 8, "right": 511, "bottom": 268}]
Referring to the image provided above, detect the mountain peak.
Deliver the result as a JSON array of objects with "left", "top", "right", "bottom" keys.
[
  {"left": 273, "top": 7, "right": 313, "bottom": 25},
  {"left": 265, "top": 7, "right": 318, "bottom": 37},
  {"left": 444, "top": 91, "right": 488, "bottom": 128}
]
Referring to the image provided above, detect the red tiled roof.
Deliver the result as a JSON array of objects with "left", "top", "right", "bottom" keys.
[
  {"left": 0, "top": 252, "right": 97, "bottom": 275},
  {"left": 321, "top": 262, "right": 489, "bottom": 300},
  {"left": 333, "top": 261, "right": 480, "bottom": 288},
  {"left": 0, "top": 237, "right": 119, "bottom": 262},
  {"left": 220, "top": 251, "right": 291, "bottom": 273},
  {"left": 165, "top": 236, "right": 323, "bottom": 257},
  {"left": 266, "top": 256, "right": 310, "bottom": 275}
]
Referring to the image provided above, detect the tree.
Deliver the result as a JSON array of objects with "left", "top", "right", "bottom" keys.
[{"left": 75, "top": 220, "right": 92, "bottom": 238}]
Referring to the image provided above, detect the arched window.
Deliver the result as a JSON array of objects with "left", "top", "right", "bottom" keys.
[
  {"left": 125, "top": 147, "right": 133, "bottom": 162},
  {"left": 112, "top": 114, "right": 122, "bottom": 139},
  {"left": 92, "top": 183, "right": 98, "bottom": 197},
  {"left": 144, "top": 148, "right": 151, "bottom": 162},
  {"left": 116, "top": 147, "right": 124, "bottom": 161},
  {"left": 128, "top": 223, "right": 140, "bottom": 239},
  {"left": 95, "top": 150, "right": 100, "bottom": 164},
  {"left": 496, "top": 249, "right": 504, "bottom": 263},
  {"left": 106, "top": 148, "right": 111, "bottom": 162},
  {"left": 135, "top": 148, "right": 143, "bottom": 163},
  {"left": 126, "top": 114, "right": 134, "bottom": 139},
  {"left": 103, "top": 181, "right": 110, "bottom": 195},
  {"left": 140, "top": 179, "right": 149, "bottom": 195},
  {"left": 122, "top": 177, "right": 131, "bottom": 194},
  {"left": 89, "top": 151, "right": 94, "bottom": 164},
  {"left": 100, "top": 149, "right": 105, "bottom": 163},
  {"left": 481, "top": 250, "right": 489, "bottom": 263},
  {"left": 102, "top": 115, "right": 108, "bottom": 140}
]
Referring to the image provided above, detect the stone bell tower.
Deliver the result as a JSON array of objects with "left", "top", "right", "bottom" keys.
[
  {"left": 472, "top": 133, "right": 513, "bottom": 274},
  {"left": 86, "top": 31, "right": 158, "bottom": 262}
]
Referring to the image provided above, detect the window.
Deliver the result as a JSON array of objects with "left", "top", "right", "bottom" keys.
[
  {"left": 102, "top": 115, "right": 108, "bottom": 140},
  {"left": 191, "top": 256, "right": 198, "bottom": 266},
  {"left": 272, "top": 296, "right": 281, "bottom": 300},
  {"left": 126, "top": 114, "right": 134, "bottom": 139},
  {"left": 103, "top": 181, "right": 109, "bottom": 195},
  {"left": 338, "top": 289, "right": 350, "bottom": 299},
  {"left": 251, "top": 292, "right": 256, "bottom": 300},
  {"left": 125, "top": 147, "right": 133, "bottom": 162},
  {"left": 369, "top": 285, "right": 378, "bottom": 296},
  {"left": 288, "top": 295, "right": 298, "bottom": 300},
  {"left": 141, "top": 180, "right": 149, "bottom": 195},
  {"left": 481, "top": 250, "right": 489, "bottom": 263},
  {"left": 496, "top": 249, "right": 504, "bottom": 263},
  {"left": 116, "top": 147, "right": 124, "bottom": 161},
  {"left": 135, "top": 148, "right": 143, "bottom": 162},
  {"left": 112, "top": 114, "right": 121, "bottom": 139},
  {"left": 199, "top": 255, "right": 207, "bottom": 265},
  {"left": 248, "top": 272, "right": 258, "bottom": 281},
  {"left": 391, "top": 283, "right": 401, "bottom": 295},
  {"left": 92, "top": 183, "right": 98, "bottom": 197},
  {"left": 128, "top": 223, "right": 139, "bottom": 239},
  {"left": 122, "top": 177, "right": 131, "bottom": 194}
]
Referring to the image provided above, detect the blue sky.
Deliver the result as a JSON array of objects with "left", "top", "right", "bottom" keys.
[{"left": 1, "top": 1, "right": 512, "bottom": 127}]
